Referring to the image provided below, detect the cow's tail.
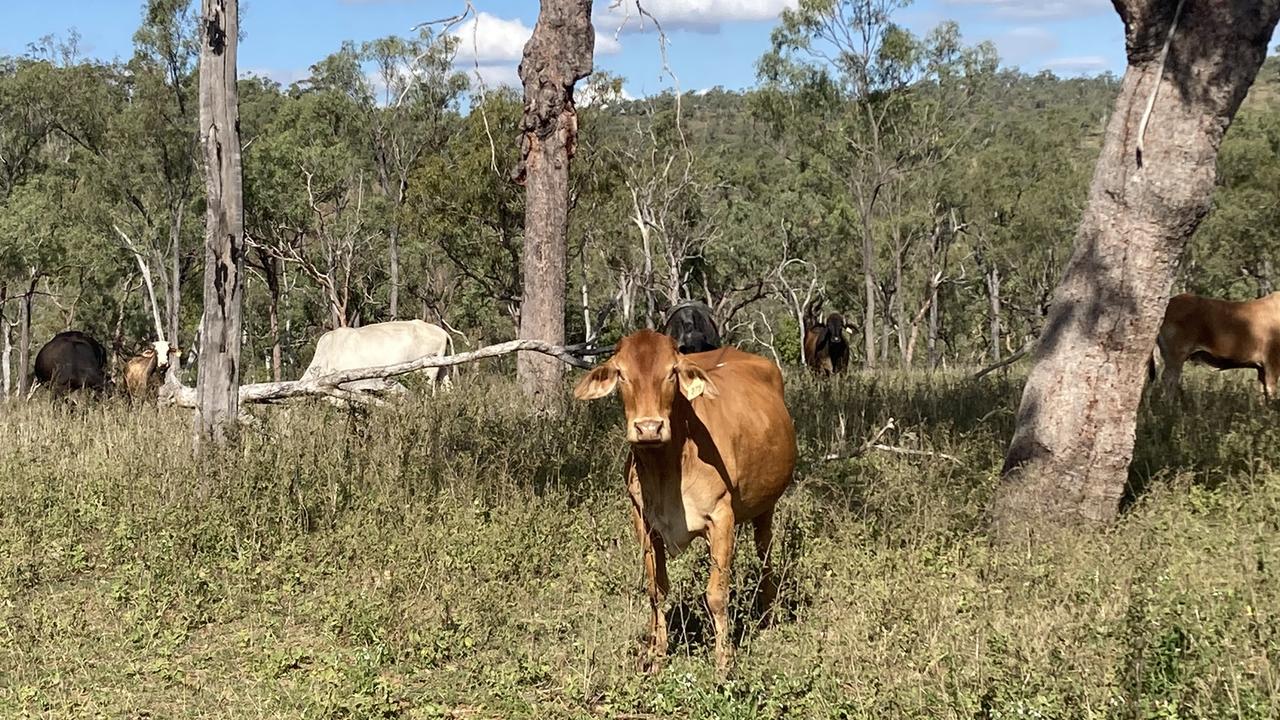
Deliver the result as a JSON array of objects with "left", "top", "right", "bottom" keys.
[{"left": 1147, "top": 334, "right": 1165, "bottom": 385}]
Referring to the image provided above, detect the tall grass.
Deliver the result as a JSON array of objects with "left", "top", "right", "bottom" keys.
[{"left": 1, "top": 368, "right": 1277, "bottom": 718}]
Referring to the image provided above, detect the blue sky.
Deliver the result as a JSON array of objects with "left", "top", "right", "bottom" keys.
[{"left": 0, "top": 0, "right": 1239, "bottom": 98}]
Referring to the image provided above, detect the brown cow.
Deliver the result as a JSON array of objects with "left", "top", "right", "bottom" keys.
[
  {"left": 574, "top": 329, "right": 796, "bottom": 672},
  {"left": 1152, "top": 292, "right": 1280, "bottom": 398},
  {"left": 803, "top": 312, "right": 849, "bottom": 375},
  {"left": 121, "top": 341, "right": 178, "bottom": 399}
]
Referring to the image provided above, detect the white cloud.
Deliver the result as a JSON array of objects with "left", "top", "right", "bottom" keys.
[
  {"left": 943, "top": 0, "right": 1110, "bottom": 21},
  {"left": 241, "top": 67, "right": 310, "bottom": 87},
  {"left": 993, "top": 26, "right": 1059, "bottom": 63},
  {"left": 449, "top": 12, "right": 621, "bottom": 93},
  {"left": 451, "top": 11, "right": 621, "bottom": 65},
  {"left": 468, "top": 63, "right": 522, "bottom": 90},
  {"left": 451, "top": 12, "right": 531, "bottom": 64},
  {"left": 1042, "top": 55, "right": 1110, "bottom": 74},
  {"left": 578, "top": 81, "right": 637, "bottom": 107},
  {"left": 598, "top": 0, "right": 798, "bottom": 34}
]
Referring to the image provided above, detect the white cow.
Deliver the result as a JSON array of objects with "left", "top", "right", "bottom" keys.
[{"left": 301, "top": 320, "right": 454, "bottom": 394}]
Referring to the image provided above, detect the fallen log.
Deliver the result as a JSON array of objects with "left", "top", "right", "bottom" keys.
[{"left": 161, "top": 338, "right": 600, "bottom": 409}]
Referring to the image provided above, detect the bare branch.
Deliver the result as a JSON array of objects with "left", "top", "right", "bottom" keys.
[
  {"left": 112, "top": 224, "right": 166, "bottom": 342},
  {"left": 161, "top": 338, "right": 600, "bottom": 409}
]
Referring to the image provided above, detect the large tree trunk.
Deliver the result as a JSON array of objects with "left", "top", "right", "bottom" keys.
[
  {"left": 995, "top": 0, "right": 1280, "bottom": 529},
  {"left": 513, "top": 0, "right": 594, "bottom": 404},
  {"left": 194, "top": 0, "right": 245, "bottom": 445}
]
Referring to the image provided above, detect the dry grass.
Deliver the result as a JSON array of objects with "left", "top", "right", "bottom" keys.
[{"left": 1, "top": 368, "right": 1278, "bottom": 718}]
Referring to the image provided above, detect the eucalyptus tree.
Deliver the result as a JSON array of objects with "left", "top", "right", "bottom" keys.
[
  {"left": 997, "top": 0, "right": 1280, "bottom": 529},
  {"left": 514, "top": 0, "right": 594, "bottom": 403},
  {"left": 363, "top": 31, "right": 467, "bottom": 319},
  {"left": 407, "top": 89, "right": 525, "bottom": 335},
  {"left": 758, "top": 0, "right": 995, "bottom": 368},
  {"left": 244, "top": 63, "right": 378, "bottom": 331}
]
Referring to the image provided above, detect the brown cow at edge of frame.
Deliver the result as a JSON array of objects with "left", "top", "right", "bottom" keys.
[
  {"left": 572, "top": 329, "right": 797, "bottom": 674},
  {"left": 1149, "top": 291, "right": 1280, "bottom": 398}
]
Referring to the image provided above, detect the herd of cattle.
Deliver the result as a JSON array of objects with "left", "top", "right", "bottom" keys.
[{"left": 15, "top": 290, "right": 1276, "bottom": 670}]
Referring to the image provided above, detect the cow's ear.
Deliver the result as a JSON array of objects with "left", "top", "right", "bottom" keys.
[
  {"left": 677, "top": 360, "right": 718, "bottom": 401},
  {"left": 573, "top": 363, "right": 618, "bottom": 400}
]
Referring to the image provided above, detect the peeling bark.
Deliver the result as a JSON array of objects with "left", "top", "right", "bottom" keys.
[{"left": 513, "top": 0, "right": 594, "bottom": 405}]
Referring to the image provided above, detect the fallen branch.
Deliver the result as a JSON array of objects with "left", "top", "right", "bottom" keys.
[
  {"left": 162, "top": 338, "right": 600, "bottom": 409},
  {"left": 972, "top": 344, "right": 1032, "bottom": 380},
  {"left": 864, "top": 444, "right": 961, "bottom": 464},
  {"left": 821, "top": 418, "right": 961, "bottom": 464},
  {"left": 823, "top": 417, "right": 895, "bottom": 461}
]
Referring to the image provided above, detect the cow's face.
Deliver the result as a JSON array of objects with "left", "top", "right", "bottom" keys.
[
  {"left": 574, "top": 330, "right": 718, "bottom": 446},
  {"left": 150, "top": 341, "right": 178, "bottom": 369}
]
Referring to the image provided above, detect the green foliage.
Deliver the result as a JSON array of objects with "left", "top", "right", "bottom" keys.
[
  {"left": 0, "top": 3, "right": 1274, "bottom": 379},
  {"left": 2, "top": 372, "right": 1279, "bottom": 717}
]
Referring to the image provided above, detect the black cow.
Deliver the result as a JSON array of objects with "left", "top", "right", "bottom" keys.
[
  {"left": 662, "top": 301, "right": 721, "bottom": 354},
  {"left": 33, "top": 330, "right": 110, "bottom": 395},
  {"left": 803, "top": 313, "right": 849, "bottom": 376}
]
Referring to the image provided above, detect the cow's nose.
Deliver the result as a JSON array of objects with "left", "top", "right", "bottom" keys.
[{"left": 633, "top": 418, "right": 665, "bottom": 442}]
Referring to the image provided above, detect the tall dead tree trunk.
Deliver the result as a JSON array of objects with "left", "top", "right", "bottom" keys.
[
  {"left": 513, "top": 0, "right": 594, "bottom": 404},
  {"left": 194, "top": 0, "right": 245, "bottom": 444},
  {"left": 985, "top": 264, "right": 1002, "bottom": 363},
  {"left": 16, "top": 272, "right": 37, "bottom": 398},
  {"left": 0, "top": 282, "right": 9, "bottom": 401},
  {"left": 1, "top": 319, "right": 11, "bottom": 402},
  {"left": 389, "top": 224, "right": 401, "bottom": 320},
  {"left": 927, "top": 277, "right": 941, "bottom": 369},
  {"left": 168, "top": 209, "right": 184, "bottom": 345},
  {"left": 995, "top": 0, "right": 1280, "bottom": 529},
  {"left": 860, "top": 215, "right": 877, "bottom": 369},
  {"left": 256, "top": 248, "right": 284, "bottom": 382}
]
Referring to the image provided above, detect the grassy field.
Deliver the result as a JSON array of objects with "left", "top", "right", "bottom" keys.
[{"left": 1, "top": 367, "right": 1278, "bottom": 718}]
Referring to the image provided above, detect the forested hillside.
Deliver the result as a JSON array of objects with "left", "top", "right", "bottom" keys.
[{"left": 1, "top": 7, "right": 1277, "bottom": 390}]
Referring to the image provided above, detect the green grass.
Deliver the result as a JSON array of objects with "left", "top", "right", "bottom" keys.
[{"left": 1, "top": 367, "right": 1278, "bottom": 718}]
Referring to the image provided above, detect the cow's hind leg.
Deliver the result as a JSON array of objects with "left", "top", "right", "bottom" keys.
[
  {"left": 706, "top": 504, "right": 736, "bottom": 674},
  {"left": 752, "top": 510, "right": 778, "bottom": 627},
  {"left": 631, "top": 501, "right": 669, "bottom": 671},
  {"left": 1263, "top": 354, "right": 1280, "bottom": 401},
  {"left": 1161, "top": 352, "right": 1185, "bottom": 398}
]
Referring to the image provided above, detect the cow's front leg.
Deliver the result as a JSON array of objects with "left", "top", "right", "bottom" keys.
[
  {"left": 706, "top": 503, "right": 736, "bottom": 674},
  {"left": 629, "top": 489, "right": 669, "bottom": 672}
]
